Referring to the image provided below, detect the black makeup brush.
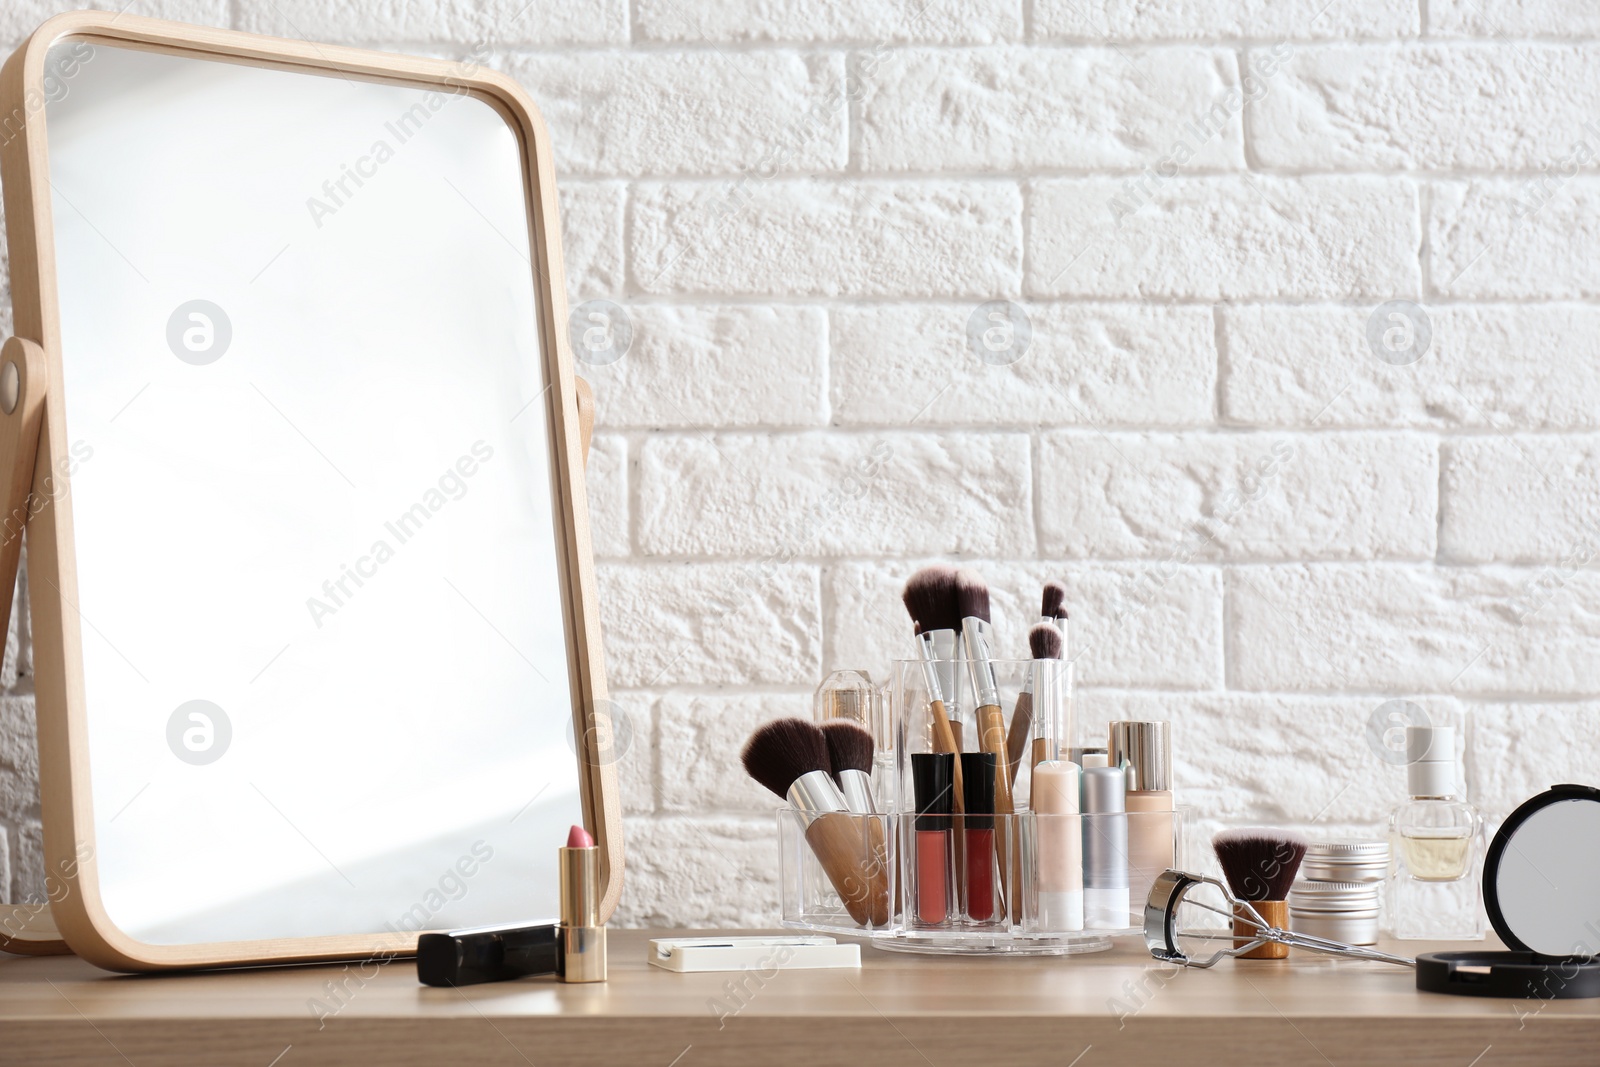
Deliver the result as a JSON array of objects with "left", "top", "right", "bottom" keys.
[
  {"left": 954, "top": 568, "right": 991, "bottom": 628},
  {"left": 742, "top": 718, "right": 890, "bottom": 927},
  {"left": 901, "top": 565, "right": 965, "bottom": 808},
  {"left": 1212, "top": 828, "right": 1308, "bottom": 959},
  {"left": 1041, "top": 579, "right": 1069, "bottom": 659},
  {"left": 1041, "top": 579, "right": 1068, "bottom": 624},
  {"left": 1006, "top": 622, "right": 1063, "bottom": 781},
  {"left": 902, "top": 564, "right": 964, "bottom": 635},
  {"left": 821, "top": 719, "right": 877, "bottom": 814},
  {"left": 741, "top": 717, "right": 828, "bottom": 799}
]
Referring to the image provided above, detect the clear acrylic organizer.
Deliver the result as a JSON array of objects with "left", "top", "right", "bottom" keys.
[
  {"left": 778, "top": 808, "right": 1185, "bottom": 954},
  {"left": 777, "top": 659, "right": 1184, "bottom": 955}
]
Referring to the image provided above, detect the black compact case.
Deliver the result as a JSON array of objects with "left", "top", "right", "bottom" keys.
[
  {"left": 1418, "top": 784, "right": 1600, "bottom": 999},
  {"left": 1416, "top": 951, "right": 1600, "bottom": 999}
]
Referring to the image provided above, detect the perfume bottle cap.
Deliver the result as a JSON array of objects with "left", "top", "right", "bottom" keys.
[
  {"left": 814, "top": 669, "right": 874, "bottom": 724},
  {"left": 1109, "top": 720, "right": 1171, "bottom": 792},
  {"left": 1405, "top": 725, "right": 1457, "bottom": 796}
]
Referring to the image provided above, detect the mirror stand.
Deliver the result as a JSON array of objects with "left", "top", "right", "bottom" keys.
[
  {"left": 0, "top": 335, "right": 57, "bottom": 954},
  {"left": 0, "top": 345, "right": 594, "bottom": 959}
]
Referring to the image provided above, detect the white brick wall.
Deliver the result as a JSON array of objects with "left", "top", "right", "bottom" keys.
[{"left": 4, "top": 1, "right": 1599, "bottom": 931}]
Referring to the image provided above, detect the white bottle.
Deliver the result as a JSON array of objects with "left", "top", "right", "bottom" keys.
[
  {"left": 1031, "top": 761, "right": 1083, "bottom": 931},
  {"left": 1386, "top": 725, "right": 1484, "bottom": 940}
]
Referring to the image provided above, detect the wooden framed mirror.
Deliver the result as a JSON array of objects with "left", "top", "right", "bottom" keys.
[{"left": 0, "top": 12, "right": 620, "bottom": 971}]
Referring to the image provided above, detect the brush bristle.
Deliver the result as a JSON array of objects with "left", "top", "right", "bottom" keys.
[
  {"left": 741, "top": 718, "right": 831, "bottom": 800},
  {"left": 1212, "top": 828, "right": 1308, "bottom": 901},
  {"left": 1027, "top": 622, "right": 1062, "bottom": 660},
  {"left": 820, "top": 720, "right": 875, "bottom": 778},
  {"left": 1041, "top": 580, "right": 1068, "bottom": 620},
  {"left": 954, "top": 569, "right": 991, "bottom": 624},
  {"left": 902, "top": 565, "right": 963, "bottom": 634}
]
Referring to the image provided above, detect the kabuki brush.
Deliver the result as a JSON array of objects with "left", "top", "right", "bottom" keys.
[{"left": 744, "top": 718, "right": 890, "bottom": 927}]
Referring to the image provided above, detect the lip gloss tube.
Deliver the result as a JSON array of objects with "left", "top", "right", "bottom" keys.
[
  {"left": 1032, "top": 760, "right": 1083, "bottom": 931},
  {"left": 961, "top": 752, "right": 998, "bottom": 923},
  {"left": 911, "top": 752, "right": 955, "bottom": 927},
  {"left": 1082, "top": 765, "right": 1129, "bottom": 930}
]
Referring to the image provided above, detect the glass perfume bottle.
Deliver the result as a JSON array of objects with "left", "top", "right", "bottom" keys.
[{"left": 1386, "top": 725, "right": 1484, "bottom": 940}]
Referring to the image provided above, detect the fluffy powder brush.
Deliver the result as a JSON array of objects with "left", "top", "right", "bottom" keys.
[
  {"left": 742, "top": 718, "right": 890, "bottom": 927},
  {"left": 1212, "top": 828, "right": 1308, "bottom": 959}
]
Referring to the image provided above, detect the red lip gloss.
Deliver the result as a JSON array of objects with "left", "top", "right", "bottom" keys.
[
  {"left": 911, "top": 752, "right": 954, "bottom": 926},
  {"left": 962, "top": 752, "right": 998, "bottom": 923}
]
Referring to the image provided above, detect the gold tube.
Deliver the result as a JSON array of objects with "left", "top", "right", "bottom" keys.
[{"left": 559, "top": 844, "right": 606, "bottom": 982}]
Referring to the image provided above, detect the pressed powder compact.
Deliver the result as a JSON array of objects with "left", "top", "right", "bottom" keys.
[{"left": 1417, "top": 784, "right": 1600, "bottom": 999}]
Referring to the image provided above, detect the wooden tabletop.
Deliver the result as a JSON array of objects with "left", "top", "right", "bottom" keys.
[{"left": 4, "top": 929, "right": 1597, "bottom": 1066}]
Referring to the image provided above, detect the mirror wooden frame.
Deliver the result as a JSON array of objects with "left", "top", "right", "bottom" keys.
[{"left": 0, "top": 12, "right": 620, "bottom": 970}]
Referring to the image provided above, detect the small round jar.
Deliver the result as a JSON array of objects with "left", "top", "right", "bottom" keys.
[
  {"left": 1289, "top": 880, "right": 1382, "bottom": 946},
  {"left": 1302, "top": 839, "right": 1389, "bottom": 883}
]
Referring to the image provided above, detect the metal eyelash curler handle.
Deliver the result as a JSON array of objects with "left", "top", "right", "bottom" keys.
[{"left": 1144, "top": 870, "right": 1415, "bottom": 969}]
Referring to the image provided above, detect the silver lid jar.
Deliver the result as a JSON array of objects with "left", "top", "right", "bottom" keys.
[
  {"left": 1289, "top": 879, "right": 1382, "bottom": 946},
  {"left": 1302, "top": 839, "right": 1389, "bottom": 883}
]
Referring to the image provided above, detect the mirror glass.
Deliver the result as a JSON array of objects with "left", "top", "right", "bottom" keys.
[
  {"left": 1494, "top": 798, "right": 1600, "bottom": 956},
  {"left": 44, "top": 40, "right": 582, "bottom": 944}
]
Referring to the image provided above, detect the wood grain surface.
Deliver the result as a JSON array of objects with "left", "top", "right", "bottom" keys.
[{"left": 4, "top": 928, "right": 1597, "bottom": 1065}]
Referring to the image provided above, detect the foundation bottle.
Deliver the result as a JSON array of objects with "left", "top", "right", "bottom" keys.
[{"left": 1109, "top": 720, "right": 1174, "bottom": 923}]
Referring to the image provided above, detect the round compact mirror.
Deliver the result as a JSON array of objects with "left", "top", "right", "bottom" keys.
[
  {"left": 1486, "top": 784, "right": 1600, "bottom": 956},
  {"left": 1416, "top": 784, "right": 1600, "bottom": 998}
]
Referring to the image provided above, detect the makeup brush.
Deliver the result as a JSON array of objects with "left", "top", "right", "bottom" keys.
[
  {"left": 821, "top": 719, "right": 877, "bottom": 814},
  {"left": 1041, "top": 578, "right": 1070, "bottom": 659},
  {"left": 1213, "top": 828, "right": 1309, "bottom": 959},
  {"left": 1041, "top": 579, "right": 1067, "bottom": 621},
  {"left": 901, "top": 566, "right": 965, "bottom": 809},
  {"left": 1006, "top": 622, "right": 1063, "bottom": 781},
  {"left": 956, "top": 570, "right": 1015, "bottom": 909},
  {"left": 743, "top": 718, "right": 890, "bottom": 927}
]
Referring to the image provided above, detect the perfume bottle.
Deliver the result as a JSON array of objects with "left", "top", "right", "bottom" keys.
[{"left": 1385, "top": 725, "right": 1484, "bottom": 940}]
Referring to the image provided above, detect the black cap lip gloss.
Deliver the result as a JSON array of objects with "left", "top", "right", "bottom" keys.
[
  {"left": 961, "top": 752, "right": 998, "bottom": 923},
  {"left": 912, "top": 752, "right": 955, "bottom": 926}
]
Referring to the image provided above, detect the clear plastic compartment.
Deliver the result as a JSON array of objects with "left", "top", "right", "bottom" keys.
[
  {"left": 777, "top": 657, "right": 1183, "bottom": 954},
  {"left": 779, "top": 809, "right": 895, "bottom": 934},
  {"left": 778, "top": 807, "right": 1183, "bottom": 954}
]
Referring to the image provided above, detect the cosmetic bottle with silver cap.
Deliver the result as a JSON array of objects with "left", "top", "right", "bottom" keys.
[
  {"left": 1109, "top": 721, "right": 1174, "bottom": 927},
  {"left": 1081, "top": 765, "right": 1129, "bottom": 930}
]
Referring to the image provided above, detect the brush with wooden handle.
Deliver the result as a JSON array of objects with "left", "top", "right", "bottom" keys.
[
  {"left": 901, "top": 566, "right": 965, "bottom": 810},
  {"left": 821, "top": 719, "right": 894, "bottom": 916},
  {"left": 1213, "top": 828, "right": 1308, "bottom": 959},
  {"left": 743, "top": 718, "right": 891, "bottom": 928},
  {"left": 1006, "top": 621, "right": 1064, "bottom": 782},
  {"left": 955, "top": 570, "right": 1016, "bottom": 916}
]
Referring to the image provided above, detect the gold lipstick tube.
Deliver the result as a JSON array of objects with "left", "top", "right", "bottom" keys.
[{"left": 559, "top": 839, "right": 607, "bottom": 983}]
